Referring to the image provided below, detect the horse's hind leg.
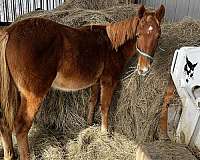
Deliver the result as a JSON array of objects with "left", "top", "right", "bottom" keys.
[
  {"left": 0, "top": 119, "right": 14, "bottom": 160},
  {"left": 87, "top": 83, "right": 100, "bottom": 126},
  {"left": 14, "top": 93, "right": 44, "bottom": 160},
  {"left": 160, "top": 78, "right": 175, "bottom": 140}
]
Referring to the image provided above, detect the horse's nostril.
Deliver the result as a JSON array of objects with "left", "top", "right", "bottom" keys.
[{"left": 143, "top": 67, "right": 148, "bottom": 73}]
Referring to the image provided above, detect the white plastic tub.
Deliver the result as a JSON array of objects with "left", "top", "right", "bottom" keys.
[{"left": 171, "top": 47, "right": 200, "bottom": 148}]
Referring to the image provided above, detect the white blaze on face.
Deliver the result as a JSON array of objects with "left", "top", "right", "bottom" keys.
[
  {"left": 149, "top": 26, "right": 153, "bottom": 31},
  {"left": 148, "top": 26, "right": 153, "bottom": 34}
]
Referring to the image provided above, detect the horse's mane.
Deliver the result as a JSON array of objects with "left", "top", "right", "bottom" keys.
[{"left": 106, "top": 17, "right": 139, "bottom": 50}]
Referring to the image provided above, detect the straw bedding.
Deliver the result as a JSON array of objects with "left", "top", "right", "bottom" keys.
[{"left": 1, "top": 0, "right": 200, "bottom": 159}]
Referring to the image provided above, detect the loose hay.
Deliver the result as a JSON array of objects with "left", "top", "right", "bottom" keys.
[
  {"left": 1, "top": 1, "right": 200, "bottom": 160},
  {"left": 67, "top": 126, "right": 137, "bottom": 160},
  {"left": 29, "top": 125, "right": 68, "bottom": 160},
  {"left": 137, "top": 141, "right": 197, "bottom": 160}
]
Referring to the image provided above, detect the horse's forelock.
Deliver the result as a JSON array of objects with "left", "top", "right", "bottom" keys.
[
  {"left": 106, "top": 17, "right": 139, "bottom": 50},
  {"left": 145, "top": 12, "right": 160, "bottom": 26},
  {"left": 138, "top": 14, "right": 160, "bottom": 32}
]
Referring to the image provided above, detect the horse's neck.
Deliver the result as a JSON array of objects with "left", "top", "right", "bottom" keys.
[
  {"left": 119, "top": 39, "right": 137, "bottom": 61},
  {"left": 62, "top": 25, "right": 136, "bottom": 60},
  {"left": 63, "top": 25, "right": 107, "bottom": 41}
]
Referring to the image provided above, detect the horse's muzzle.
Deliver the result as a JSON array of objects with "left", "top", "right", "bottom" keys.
[{"left": 136, "top": 65, "right": 150, "bottom": 76}]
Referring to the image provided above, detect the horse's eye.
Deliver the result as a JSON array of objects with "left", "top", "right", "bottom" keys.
[{"left": 156, "top": 33, "right": 161, "bottom": 39}]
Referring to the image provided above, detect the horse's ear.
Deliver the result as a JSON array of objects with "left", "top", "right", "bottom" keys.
[
  {"left": 156, "top": 4, "right": 165, "bottom": 22},
  {"left": 138, "top": 5, "right": 146, "bottom": 19}
]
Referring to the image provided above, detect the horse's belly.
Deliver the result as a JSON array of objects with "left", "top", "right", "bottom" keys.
[
  {"left": 52, "top": 77, "right": 94, "bottom": 91},
  {"left": 52, "top": 71, "right": 101, "bottom": 92}
]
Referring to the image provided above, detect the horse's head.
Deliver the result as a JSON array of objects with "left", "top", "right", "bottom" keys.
[{"left": 136, "top": 5, "right": 165, "bottom": 76}]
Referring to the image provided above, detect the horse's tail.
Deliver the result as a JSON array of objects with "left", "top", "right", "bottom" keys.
[{"left": 0, "top": 32, "right": 19, "bottom": 130}]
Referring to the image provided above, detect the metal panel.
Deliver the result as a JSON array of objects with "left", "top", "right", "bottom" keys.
[
  {"left": 188, "top": 0, "right": 200, "bottom": 19},
  {"left": 175, "top": 0, "right": 190, "bottom": 21},
  {"left": 138, "top": 0, "right": 200, "bottom": 22},
  {"left": 0, "top": 0, "right": 65, "bottom": 22},
  {"left": 153, "top": 0, "right": 166, "bottom": 11},
  {"left": 155, "top": 0, "right": 166, "bottom": 7},
  {"left": 1, "top": 0, "right": 200, "bottom": 22},
  {"left": 165, "top": 0, "right": 177, "bottom": 22}
]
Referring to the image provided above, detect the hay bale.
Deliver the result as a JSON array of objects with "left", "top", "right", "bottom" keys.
[
  {"left": 58, "top": 0, "right": 119, "bottom": 10},
  {"left": 37, "top": 90, "right": 89, "bottom": 137},
  {"left": 16, "top": 4, "right": 139, "bottom": 27},
  {"left": 56, "top": 0, "right": 133, "bottom": 10}
]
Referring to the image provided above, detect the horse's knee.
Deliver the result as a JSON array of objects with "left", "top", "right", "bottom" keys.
[
  {"left": 87, "top": 102, "right": 96, "bottom": 125},
  {"left": 14, "top": 115, "right": 32, "bottom": 136},
  {"left": 14, "top": 96, "right": 41, "bottom": 136},
  {"left": 88, "top": 91, "right": 98, "bottom": 107},
  {"left": 100, "top": 105, "right": 109, "bottom": 115},
  {"left": 0, "top": 118, "right": 4, "bottom": 134},
  {"left": 88, "top": 84, "right": 100, "bottom": 125},
  {"left": 88, "top": 95, "right": 97, "bottom": 113},
  {"left": 0, "top": 117, "right": 11, "bottom": 135}
]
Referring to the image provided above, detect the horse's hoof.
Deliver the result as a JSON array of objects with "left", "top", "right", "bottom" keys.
[
  {"left": 92, "top": 123, "right": 99, "bottom": 127},
  {"left": 159, "top": 134, "right": 171, "bottom": 141},
  {"left": 101, "top": 126, "right": 108, "bottom": 133},
  {"left": 101, "top": 126, "right": 111, "bottom": 135},
  {"left": 100, "top": 126, "right": 113, "bottom": 138},
  {"left": 87, "top": 120, "right": 93, "bottom": 126}
]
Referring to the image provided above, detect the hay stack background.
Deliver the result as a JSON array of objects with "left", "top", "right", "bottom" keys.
[{"left": 1, "top": 0, "right": 200, "bottom": 159}]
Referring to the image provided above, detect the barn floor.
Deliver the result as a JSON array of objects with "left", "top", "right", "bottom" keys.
[{"left": 0, "top": 0, "right": 200, "bottom": 159}]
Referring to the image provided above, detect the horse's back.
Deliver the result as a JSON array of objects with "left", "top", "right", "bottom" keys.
[{"left": 6, "top": 18, "right": 64, "bottom": 52}]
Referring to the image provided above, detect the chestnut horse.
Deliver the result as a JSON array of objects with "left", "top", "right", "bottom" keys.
[{"left": 0, "top": 5, "right": 165, "bottom": 160}]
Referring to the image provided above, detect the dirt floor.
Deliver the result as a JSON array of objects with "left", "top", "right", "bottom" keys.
[{"left": 1, "top": 1, "right": 200, "bottom": 159}]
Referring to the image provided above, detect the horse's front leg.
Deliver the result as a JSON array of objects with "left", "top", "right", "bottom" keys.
[
  {"left": 14, "top": 94, "right": 44, "bottom": 160},
  {"left": 87, "top": 83, "right": 100, "bottom": 126},
  {"left": 0, "top": 118, "right": 14, "bottom": 160},
  {"left": 100, "top": 76, "right": 117, "bottom": 132},
  {"left": 160, "top": 78, "right": 175, "bottom": 140}
]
